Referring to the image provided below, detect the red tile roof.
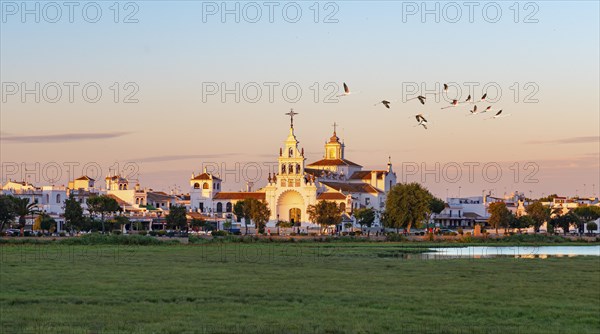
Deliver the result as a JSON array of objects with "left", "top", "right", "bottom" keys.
[
  {"left": 213, "top": 192, "right": 265, "bottom": 200},
  {"left": 106, "top": 194, "right": 129, "bottom": 206},
  {"left": 349, "top": 170, "right": 387, "bottom": 180},
  {"left": 317, "top": 192, "right": 347, "bottom": 200},
  {"left": 75, "top": 176, "right": 95, "bottom": 181},
  {"left": 191, "top": 173, "right": 221, "bottom": 181},
  {"left": 320, "top": 181, "right": 382, "bottom": 194},
  {"left": 307, "top": 158, "right": 362, "bottom": 167}
]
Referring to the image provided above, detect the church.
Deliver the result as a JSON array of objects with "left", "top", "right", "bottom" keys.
[{"left": 189, "top": 111, "right": 397, "bottom": 229}]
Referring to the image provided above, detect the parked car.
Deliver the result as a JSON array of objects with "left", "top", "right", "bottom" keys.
[{"left": 6, "top": 229, "right": 21, "bottom": 236}]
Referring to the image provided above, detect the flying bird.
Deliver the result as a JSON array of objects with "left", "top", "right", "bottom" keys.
[
  {"left": 467, "top": 105, "right": 479, "bottom": 115},
  {"left": 407, "top": 95, "right": 426, "bottom": 105},
  {"left": 415, "top": 114, "right": 428, "bottom": 129},
  {"left": 481, "top": 93, "right": 487, "bottom": 101},
  {"left": 486, "top": 109, "right": 512, "bottom": 120},
  {"left": 443, "top": 83, "right": 448, "bottom": 92},
  {"left": 464, "top": 95, "right": 472, "bottom": 103},
  {"left": 441, "top": 99, "right": 459, "bottom": 109},
  {"left": 374, "top": 100, "right": 391, "bottom": 109},
  {"left": 337, "top": 82, "right": 359, "bottom": 97},
  {"left": 482, "top": 106, "right": 492, "bottom": 113}
]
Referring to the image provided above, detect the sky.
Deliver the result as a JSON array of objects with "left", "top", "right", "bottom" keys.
[{"left": 1, "top": 0, "right": 599, "bottom": 199}]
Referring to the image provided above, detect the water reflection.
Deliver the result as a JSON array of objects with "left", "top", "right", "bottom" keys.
[{"left": 421, "top": 246, "right": 600, "bottom": 259}]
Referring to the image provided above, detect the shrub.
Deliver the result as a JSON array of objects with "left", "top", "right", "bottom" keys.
[
  {"left": 157, "top": 230, "right": 167, "bottom": 236},
  {"left": 587, "top": 222, "right": 598, "bottom": 232},
  {"left": 112, "top": 230, "right": 122, "bottom": 235},
  {"left": 457, "top": 228, "right": 463, "bottom": 235},
  {"left": 148, "top": 231, "right": 157, "bottom": 236},
  {"left": 59, "top": 232, "right": 66, "bottom": 237},
  {"left": 59, "top": 233, "right": 179, "bottom": 245},
  {"left": 212, "top": 230, "right": 229, "bottom": 237},
  {"left": 385, "top": 233, "right": 405, "bottom": 242},
  {"left": 138, "top": 230, "right": 148, "bottom": 236}
]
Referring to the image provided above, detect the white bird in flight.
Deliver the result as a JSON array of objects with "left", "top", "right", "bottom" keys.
[
  {"left": 415, "top": 114, "right": 428, "bottom": 129},
  {"left": 374, "top": 100, "right": 391, "bottom": 109},
  {"left": 486, "top": 110, "right": 511, "bottom": 120},
  {"left": 338, "top": 82, "right": 359, "bottom": 97},
  {"left": 441, "top": 99, "right": 459, "bottom": 109},
  {"left": 407, "top": 95, "right": 426, "bottom": 105}
]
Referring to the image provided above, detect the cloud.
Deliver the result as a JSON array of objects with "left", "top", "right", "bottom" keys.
[
  {"left": 1, "top": 132, "right": 131, "bottom": 143},
  {"left": 131, "top": 154, "right": 241, "bottom": 163},
  {"left": 525, "top": 136, "right": 600, "bottom": 145}
]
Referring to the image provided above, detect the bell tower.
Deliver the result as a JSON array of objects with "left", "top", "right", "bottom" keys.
[
  {"left": 275, "top": 109, "right": 306, "bottom": 188},
  {"left": 324, "top": 122, "right": 344, "bottom": 159}
]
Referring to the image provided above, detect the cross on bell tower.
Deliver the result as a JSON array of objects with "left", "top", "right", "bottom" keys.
[
  {"left": 332, "top": 122, "right": 338, "bottom": 135},
  {"left": 285, "top": 109, "right": 298, "bottom": 128}
]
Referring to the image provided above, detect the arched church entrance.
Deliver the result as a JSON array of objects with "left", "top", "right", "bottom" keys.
[
  {"left": 289, "top": 208, "right": 301, "bottom": 224},
  {"left": 277, "top": 190, "right": 304, "bottom": 225}
]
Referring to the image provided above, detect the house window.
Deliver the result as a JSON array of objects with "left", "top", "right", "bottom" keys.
[
  {"left": 194, "top": 183, "right": 200, "bottom": 189},
  {"left": 365, "top": 198, "right": 370, "bottom": 206},
  {"left": 226, "top": 202, "right": 232, "bottom": 212},
  {"left": 340, "top": 202, "right": 346, "bottom": 212},
  {"left": 203, "top": 183, "right": 209, "bottom": 189},
  {"left": 281, "top": 164, "right": 286, "bottom": 174},
  {"left": 289, "top": 147, "right": 293, "bottom": 157},
  {"left": 216, "top": 202, "right": 223, "bottom": 213},
  {"left": 281, "top": 179, "right": 286, "bottom": 187}
]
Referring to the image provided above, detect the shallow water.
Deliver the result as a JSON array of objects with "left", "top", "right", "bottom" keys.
[{"left": 422, "top": 245, "right": 600, "bottom": 259}]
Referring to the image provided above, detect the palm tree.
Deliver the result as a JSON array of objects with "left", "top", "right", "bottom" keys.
[{"left": 11, "top": 197, "right": 40, "bottom": 236}]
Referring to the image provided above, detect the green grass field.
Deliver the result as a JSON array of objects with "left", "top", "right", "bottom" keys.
[{"left": 1, "top": 243, "right": 599, "bottom": 333}]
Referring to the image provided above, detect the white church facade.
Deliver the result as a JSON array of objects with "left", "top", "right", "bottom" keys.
[{"left": 189, "top": 111, "right": 397, "bottom": 228}]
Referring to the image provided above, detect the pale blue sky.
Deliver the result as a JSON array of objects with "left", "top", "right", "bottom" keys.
[{"left": 1, "top": 1, "right": 599, "bottom": 198}]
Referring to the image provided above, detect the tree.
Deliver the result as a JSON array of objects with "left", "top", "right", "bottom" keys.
[
  {"left": 166, "top": 205, "right": 188, "bottom": 231},
  {"left": 354, "top": 207, "right": 375, "bottom": 236},
  {"left": 109, "top": 215, "right": 131, "bottom": 233},
  {"left": 0, "top": 195, "right": 16, "bottom": 233},
  {"left": 64, "top": 193, "right": 84, "bottom": 234},
  {"left": 487, "top": 202, "right": 512, "bottom": 234},
  {"left": 525, "top": 201, "right": 550, "bottom": 233},
  {"left": 39, "top": 213, "right": 56, "bottom": 234},
  {"left": 11, "top": 197, "right": 40, "bottom": 236},
  {"left": 511, "top": 215, "right": 534, "bottom": 233},
  {"left": 307, "top": 200, "right": 342, "bottom": 234},
  {"left": 246, "top": 199, "right": 271, "bottom": 235},
  {"left": 384, "top": 183, "right": 432, "bottom": 233},
  {"left": 587, "top": 222, "right": 598, "bottom": 233},
  {"left": 550, "top": 211, "right": 581, "bottom": 235},
  {"left": 233, "top": 201, "right": 251, "bottom": 235},
  {"left": 573, "top": 206, "right": 600, "bottom": 222},
  {"left": 537, "top": 194, "right": 558, "bottom": 202},
  {"left": 428, "top": 196, "right": 445, "bottom": 231},
  {"left": 572, "top": 206, "right": 600, "bottom": 234},
  {"left": 87, "top": 195, "right": 121, "bottom": 233},
  {"left": 190, "top": 218, "right": 207, "bottom": 231}
]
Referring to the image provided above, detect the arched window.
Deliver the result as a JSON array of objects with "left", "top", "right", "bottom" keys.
[
  {"left": 339, "top": 202, "right": 346, "bottom": 212},
  {"left": 296, "top": 163, "right": 301, "bottom": 174},
  {"left": 288, "top": 147, "right": 293, "bottom": 157},
  {"left": 194, "top": 183, "right": 200, "bottom": 189},
  {"left": 56, "top": 194, "right": 61, "bottom": 203},
  {"left": 281, "top": 179, "right": 286, "bottom": 187},
  {"left": 289, "top": 163, "right": 294, "bottom": 174},
  {"left": 203, "top": 183, "right": 209, "bottom": 189},
  {"left": 281, "top": 164, "right": 286, "bottom": 174},
  {"left": 226, "top": 202, "right": 232, "bottom": 212},
  {"left": 216, "top": 202, "right": 223, "bottom": 213},
  {"left": 46, "top": 194, "right": 49, "bottom": 203},
  {"left": 216, "top": 183, "right": 220, "bottom": 190}
]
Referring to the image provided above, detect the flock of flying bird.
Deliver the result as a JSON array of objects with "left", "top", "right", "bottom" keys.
[{"left": 337, "top": 82, "right": 511, "bottom": 130}]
